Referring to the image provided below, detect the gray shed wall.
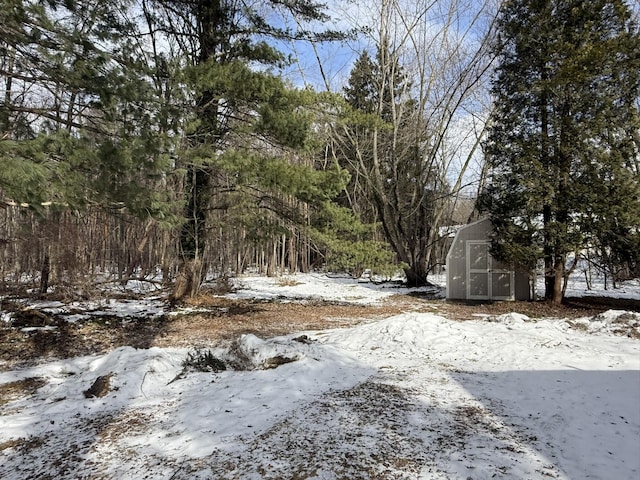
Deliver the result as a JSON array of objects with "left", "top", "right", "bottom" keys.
[{"left": 446, "top": 218, "right": 531, "bottom": 301}]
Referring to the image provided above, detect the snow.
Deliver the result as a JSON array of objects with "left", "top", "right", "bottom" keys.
[
  {"left": 1, "top": 273, "right": 639, "bottom": 479},
  {"left": 227, "top": 272, "right": 428, "bottom": 304}
]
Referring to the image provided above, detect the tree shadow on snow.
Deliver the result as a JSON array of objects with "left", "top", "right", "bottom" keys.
[
  {"left": 2, "top": 343, "right": 639, "bottom": 480},
  {"left": 450, "top": 369, "right": 640, "bottom": 480}
]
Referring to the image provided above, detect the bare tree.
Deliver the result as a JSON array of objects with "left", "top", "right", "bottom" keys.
[{"left": 329, "top": 0, "right": 497, "bottom": 285}]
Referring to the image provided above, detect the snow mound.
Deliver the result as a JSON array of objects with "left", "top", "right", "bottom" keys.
[
  {"left": 232, "top": 334, "right": 307, "bottom": 369},
  {"left": 487, "top": 312, "right": 531, "bottom": 323},
  {"left": 324, "top": 312, "right": 447, "bottom": 357},
  {"left": 569, "top": 309, "right": 640, "bottom": 336}
]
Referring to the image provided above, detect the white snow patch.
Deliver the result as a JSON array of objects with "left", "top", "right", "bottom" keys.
[
  {"left": 1, "top": 273, "right": 639, "bottom": 479},
  {"left": 227, "top": 272, "right": 432, "bottom": 305}
]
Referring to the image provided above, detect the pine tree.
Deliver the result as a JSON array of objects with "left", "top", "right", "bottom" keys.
[
  {"left": 336, "top": 47, "right": 450, "bottom": 286},
  {"left": 0, "top": 1, "right": 183, "bottom": 292},
  {"left": 480, "top": 0, "right": 640, "bottom": 302},
  {"left": 148, "top": 0, "right": 356, "bottom": 296},
  {"left": 0, "top": 0, "right": 177, "bottom": 219}
]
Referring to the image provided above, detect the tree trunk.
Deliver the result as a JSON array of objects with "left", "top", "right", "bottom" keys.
[
  {"left": 403, "top": 263, "right": 432, "bottom": 288},
  {"left": 542, "top": 202, "right": 555, "bottom": 300},
  {"left": 171, "top": 258, "right": 202, "bottom": 302},
  {"left": 551, "top": 258, "right": 564, "bottom": 304},
  {"left": 39, "top": 251, "right": 50, "bottom": 295},
  {"left": 122, "top": 220, "right": 154, "bottom": 285},
  {"left": 175, "top": 0, "right": 226, "bottom": 296}
]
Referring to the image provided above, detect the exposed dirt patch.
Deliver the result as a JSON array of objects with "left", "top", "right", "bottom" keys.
[
  {"left": 440, "top": 296, "right": 640, "bottom": 321},
  {"left": 203, "top": 380, "right": 428, "bottom": 479},
  {"left": 0, "top": 316, "right": 170, "bottom": 370},
  {"left": 1, "top": 293, "right": 637, "bottom": 370},
  {"left": 563, "top": 296, "right": 640, "bottom": 311},
  {"left": 0, "top": 377, "right": 47, "bottom": 406}
]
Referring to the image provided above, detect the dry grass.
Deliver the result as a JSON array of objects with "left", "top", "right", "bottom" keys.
[
  {"left": 0, "top": 377, "right": 47, "bottom": 406},
  {"left": 275, "top": 278, "right": 303, "bottom": 287},
  {"left": 1, "top": 292, "right": 636, "bottom": 370}
]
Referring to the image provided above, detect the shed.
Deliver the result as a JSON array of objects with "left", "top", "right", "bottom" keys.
[{"left": 445, "top": 218, "right": 531, "bottom": 301}]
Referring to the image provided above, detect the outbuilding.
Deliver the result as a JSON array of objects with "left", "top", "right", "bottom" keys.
[{"left": 445, "top": 218, "right": 532, "bottom": 301}]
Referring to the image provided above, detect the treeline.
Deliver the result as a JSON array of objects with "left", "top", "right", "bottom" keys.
[
  {"left": 1, "top": 0, "right": 639, "bottom": 302},
  {"left": 0, "top": 202, "right": 325, "bottom": 294},
  {"left": 0, "top": 0, "right": 488, "bottom": 297}
]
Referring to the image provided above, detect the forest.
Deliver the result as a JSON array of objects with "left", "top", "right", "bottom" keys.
[
  {"left": 1, "top": 0, "right": 639, "bottom": 303},
  {"left": 1, "top": 2, "right": 640, "bottom": 478}
]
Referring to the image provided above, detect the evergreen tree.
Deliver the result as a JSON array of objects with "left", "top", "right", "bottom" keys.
[
  {"left": 0, "top": 0, "right": 183, "bottom": 292},
  {"left": 336, "top": 47, "right": 450, "bottom": 286},
  {"left": 480, "top": 0, "right": 640, "bottom": 302},
  {"left": 0, "top": 0, "right": 177, "bottom": 219},
  {"left": 149, "top": 0, "right": 361, "bottom": 295}
]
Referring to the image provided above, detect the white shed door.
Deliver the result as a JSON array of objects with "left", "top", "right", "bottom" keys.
[{"left": 466, "top": 241, "right": 514, "bottom": 301}]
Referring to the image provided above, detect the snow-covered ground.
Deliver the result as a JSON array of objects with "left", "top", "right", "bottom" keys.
[{"left": 0, "top": 274, "right": 639, "bottom": 479}]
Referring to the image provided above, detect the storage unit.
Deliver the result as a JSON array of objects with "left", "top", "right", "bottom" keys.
[{"left": 446, "top": 218, "right": 531, "bottom": 301}]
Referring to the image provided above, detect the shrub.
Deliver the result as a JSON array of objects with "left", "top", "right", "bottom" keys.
[{"left": 182, "top": 348, "right": 227, "bottom": 373}]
